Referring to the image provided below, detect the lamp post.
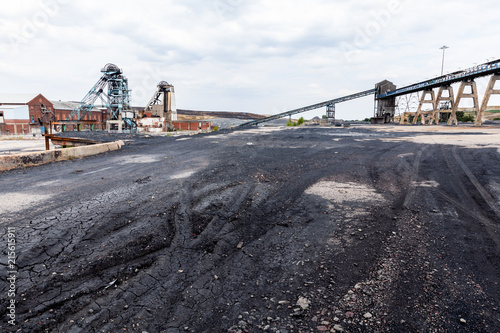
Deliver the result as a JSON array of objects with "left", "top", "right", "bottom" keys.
[{"left": 440, "top": 45, "right": 449, "bottom": 76}]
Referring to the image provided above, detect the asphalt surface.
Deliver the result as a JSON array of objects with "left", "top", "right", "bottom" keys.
[
  {"left": 1, "top": 125, "right": 500, "bottom": 332},
  {"left": 0, "top": 139, "right": 55, "bottom": 155}
]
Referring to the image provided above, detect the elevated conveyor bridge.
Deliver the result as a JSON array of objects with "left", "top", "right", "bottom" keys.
[
  {"left": 236, "top": 88, "right": 377, "bottom": 128},
  {"left": 377, "top": 59, "right": 500, "bottom": 99},
  {"left": 236, "top": 58, "right": 500, "bottom": 128},
  {"left": 377, "top": 58, "right": 500, "bottom": 126}
]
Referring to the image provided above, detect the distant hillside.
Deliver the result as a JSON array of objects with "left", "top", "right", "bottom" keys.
[{"left": 177, "top": 109, "right": 267, "bottom": 120}]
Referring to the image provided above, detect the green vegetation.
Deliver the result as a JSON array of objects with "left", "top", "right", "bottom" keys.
[
  {"left": 461, "top": 115, "right": 475, "bottom": 122},
  {"left": 286, "top": 117, "right": 306, "bottom": 127},
  {"left": 408, "top": 115, "right": 419, "bottom": 123},
  {"left": 494, "top": 118, "right": 500, "bottom": 121},
  {"left": 213, "top": 126, "right": 219, "bottom": 132},
  {"left": 363, "top": 118, "right": 371, "bottom": 122},
  {"left": 456, "top": 111, "right": 474, "bottom": 122}
]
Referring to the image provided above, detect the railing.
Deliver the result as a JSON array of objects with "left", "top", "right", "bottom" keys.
[{"left": 377, "top": 59, "right": 500, "bottom": 99}]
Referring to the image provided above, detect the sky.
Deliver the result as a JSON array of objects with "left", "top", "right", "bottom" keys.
[{"left": 1, "top": 0, "right": 500, "bottom": 120}]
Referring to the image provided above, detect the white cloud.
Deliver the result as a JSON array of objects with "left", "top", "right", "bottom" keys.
[{"left": 0, "top": 0, "right": 499, "bottom": 120}]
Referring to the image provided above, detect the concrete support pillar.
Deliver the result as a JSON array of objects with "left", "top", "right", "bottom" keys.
[
  {"left": 413, "top": 89, "right": 436, "bottom": 124},
  {"left": 399, "top": 112, "right": 412, "bottom": 124},
  {"left": 430, "top": 85, "right": 454, "bottom": 125},
  {"left": 448, "top": 80, "right": 479, "bottom": 126},
  {"left": 106, "top": 120, "right": 123, "bottom": 133},
  {"left": 476, "top": 74, "right": 500, "bottom": 126}
]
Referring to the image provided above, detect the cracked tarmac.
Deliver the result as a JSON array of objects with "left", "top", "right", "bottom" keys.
[{"left": 1, "top": 125, "right": 500, "bottom": 332}]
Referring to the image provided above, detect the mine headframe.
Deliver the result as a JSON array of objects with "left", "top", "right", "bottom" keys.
[
  {"left": 67, "top": 74, "right": 108, "bottom": 121},
  {"left": 143, "top": 81, "right": 177, "bottom": 127},
  {"left": 145, "top": 81, "right": 175, "bottom": 111},
  {"left": 67, "top": 63, "right": 134, "bottom": 127},
  {"left": 104, "top": 64, "right": 132, "bottom": 122}
]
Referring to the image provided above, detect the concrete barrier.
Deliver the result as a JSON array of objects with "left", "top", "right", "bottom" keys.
[{"left": 0, "top": 140, "right": 124, "bottom": 172}]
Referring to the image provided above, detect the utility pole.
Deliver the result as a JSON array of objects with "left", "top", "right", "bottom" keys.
[{"left": 440, "top": 45, "right": 449, "bottom": 76}]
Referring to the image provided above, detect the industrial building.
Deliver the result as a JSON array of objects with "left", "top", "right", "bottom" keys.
[
  {"left": 51, "top": 101, "right": 104, "bottom": 123},
  {"left": 50, "top": 101, "right": 105, "bottom": 132},
  {"left": 141, "top": 81, "right": 214, "bottom": 132},
  {"left": 0, "top": 94, "right": 105, "bottom": 135},
  {"left": 1, "top": 65, "right": 214, "bottom": 135},
  {"left": 0, "top": 93, "right": 53, "bottom": 135},
  {"left": 171, "top": 120, "right": 214, "bottom": 131}
]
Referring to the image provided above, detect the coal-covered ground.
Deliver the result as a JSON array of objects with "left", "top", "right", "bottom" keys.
[{"left": 1, "top": 125, "right": 500, "bottom": 332}]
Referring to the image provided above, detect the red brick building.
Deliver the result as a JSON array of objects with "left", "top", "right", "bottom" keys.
[
  {"left": 0, "top": 94, "right": 106, "bottom": 135},
  {"left": 0, "top": 93, "right": 54, "bottom": 135},
  {"left": 171, "top": 120, "right": 214, "bottom": 131},
  {"left": 51, "top": 101, "right": 105, "bottom": 122}
]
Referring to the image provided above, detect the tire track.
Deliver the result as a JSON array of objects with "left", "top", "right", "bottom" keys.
[
  {"left": 451, "top": 146, "right": 500, "bottom": 219},
  {"left": 439, "top": 146, "right": 500, "bottom": 251},
  {"left": 403, "top": 146, "right": 429, "bottom": 208}
]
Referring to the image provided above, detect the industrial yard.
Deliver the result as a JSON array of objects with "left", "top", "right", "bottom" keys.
[
  {"left": 4, "top": 0, "right": 500, "bottom": 331},
  {"left": 1, "top": 124, "right": 499, "bottom": 332}
]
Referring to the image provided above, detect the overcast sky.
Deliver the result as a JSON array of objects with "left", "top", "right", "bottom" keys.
[{"left": 1, "top": 0, "right": 499, "bottom": 120}]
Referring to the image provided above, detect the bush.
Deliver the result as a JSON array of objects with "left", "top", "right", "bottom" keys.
[
  {"left": 297, "top": 117, "right": 305, "bottom": 125},
  {"left": 461, "top": 115, "right": 475, "bottom": 122},
  {"left": 213, "top": 126, "right": 219, "bottom": 131},
  {"left": 457, "top": 112, "right": 474, "bottom": 122},
  {"left": 286, "top": 120, "right": 292, "bottom": 126},
  {"left": 456, "top": 111, "right": 475, "bottom": 122}
]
